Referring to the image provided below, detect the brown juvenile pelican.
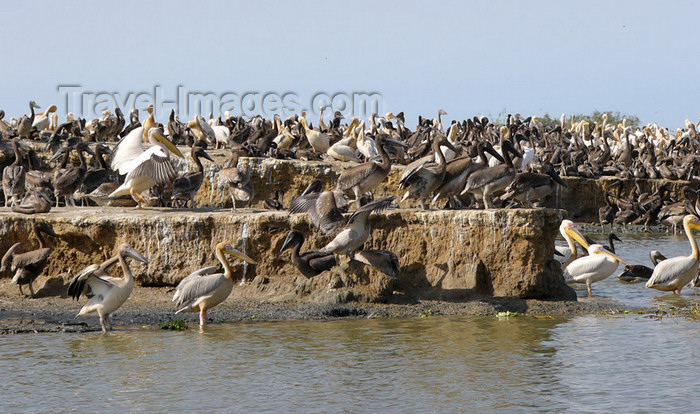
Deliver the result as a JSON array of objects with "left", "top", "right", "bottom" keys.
[
  {"left": 280, "top": 230, "right": 337, "bottom": 278},
  {"left": 431, "top": 141, "right": 504, "bottom": 208},
  {"left": 171, "top": 145, "right": 214, "bottom": 208},
  {"left": 173, "top": 242, "right": 257, "bottom": 327},
  {"left": 500, "top": 163, "right": 567, "bottom": 207},
  {"left": 12, "top": 187, "right": 53, "bottom": 214},
  {"left": 398, "top": 133, "right": 458, "bottom": 210},
  {"left": 17, "top": 101, "right": 40, "bottom": 140},
  {"left": 320, "top": 196, "right": 395, "bottom": 257},
  {"left": 351, "top": 249, "right": 401, "bottom": 278},
  {"left": 462, "top": 139, "right": 522, "bottom": 208},
  {"left": 109, "top": 127, "right": 184, "bottom": 208},
  {"left": 288, "top": 189, "right": 350, "bottom": 235},
  {"left": 336, "top": 133, "right": 397, "bottom": 208},
  {"left": 646, "top": 215, "right": 700, "bottom": 295},
  {"left": 218, "top": 151, "right": 253, "bottom": 211},
  {"left": 1, "top": 222, "right": 58, "bottom": 297},
  {"left": 619, "top": 250, "right": 667, "bottom": 283},
  {"left": 79, "top": 143, "right": 112, "bottom": 196},
  {"left": 67, "top": 244, "right": 149, "bottom": 332},
  {"left": 52, "top": 141, "right": 95, "bottom": 207},
  {"left": 3, "top": 138, "right": 25, "bottom": 206},
  {"left": 264, "top": 190, "right": 285, "bottom": 210}
]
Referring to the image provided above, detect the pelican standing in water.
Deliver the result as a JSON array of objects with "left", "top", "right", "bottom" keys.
[
  {"left": 109, "top": 127, "right": 184, "bottom": 208},
  {"left": 564, "top": 239, "right": 631, "bottom": 296},
  {"left": 67, "top": 244, "right": 149, "bottom": 332},
  {"left": 646, "top": 214, "right": 700, "bottom": 294},
  {"left": 173, "top": 242, "right": 257, "bottom": 327},
  {"left": 555, "top": 219, "right": 589, "bottom": 268}
]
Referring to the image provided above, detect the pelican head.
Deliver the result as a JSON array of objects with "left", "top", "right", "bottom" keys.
[
  {"left": 143, "top": 104, "right": 154, "bottom": 114},
  {"left": 220, "top": 243, "right": 257, "bottom": 264},
  {"left": 438, "top": 108, "right": 447, "bottom": 116},
  {"left": 148, "top": 128, "right": 184, "bottom": 158},
  {"left": 684, "top": 214, "right": 700, "bottom": 232},
  {"left": 29, "top": 100, "right": 40, "bottom": 110},
  {"left": 117, "top": 243, "right": 149, "bottom": 264},
  {"left": 559, "top": 220, "right": 589, "bottom": 250},
  {"left": 280, "top": 230, "right": 303, "bottom": 253},
  {"left": 587, "top": 244, "right": 631, "bottom": 266}
]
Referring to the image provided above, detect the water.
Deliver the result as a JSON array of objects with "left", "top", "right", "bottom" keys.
[
  {"left": 1, "top": 315, "right": 699, "bottom": 412},
  {"left": 3, "top": 233, "right": 700, "bottom": 412}
]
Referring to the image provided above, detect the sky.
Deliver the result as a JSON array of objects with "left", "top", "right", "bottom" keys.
[{"left": 2, "top": 0, "right": 699, "bottom": 128}]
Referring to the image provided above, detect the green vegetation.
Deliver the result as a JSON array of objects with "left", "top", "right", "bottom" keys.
[
  {"left": 160, "top": 319, "right": 187, "bottom": 331},
  {"left": 419, "top": 309, "right": 437, "bottom": 318},
  {"left": 496, "top": 311, "right": 519, "bottom": 318}
]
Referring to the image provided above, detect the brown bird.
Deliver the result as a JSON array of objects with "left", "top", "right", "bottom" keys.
[
  {"left": 1, "top": 222, "right": 59, "bottom": 297},
  {"left": 218, "top": 151, "right": 253, "bottom": 211}
]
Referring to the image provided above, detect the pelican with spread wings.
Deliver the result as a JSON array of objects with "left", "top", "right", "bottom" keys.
[{"left": 109, "top": 126, "right": 184, "bottom": 208}]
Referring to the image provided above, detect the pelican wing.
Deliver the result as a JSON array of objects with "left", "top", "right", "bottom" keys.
[
  {"left": 67, "top": 266, "right": 114, "bottom": 301},
  {"left": 465, "top": 165, "right": 509, "bottom": 191},
  {"left": 1, "top": 242, "right": 21, "bottom": 271},
  {"left": 646, "top": 256, "right": 697, "bottom": 288},
  {"left": 174, "top": 272, "right": 226, "bottom": 310},
  {"left": 12, "top": 247, "right": 51, "bottom": 269},
  {"left": 563, "top": 254, "right": 607, "bottom": 282},
  {"left": 125, "top": 146, "right": 177, "bottom": 186},
  {"left": 336, "top": 162, "right": 380, "bottom": 191},
  {"left": 347, "top": 196, "right": 395, "bottom": 224},
  {"left": 111, "top": 127, "right": 145, "bottom": 175},
  {"left": 352, "top": 249, "right": 400, "bottom": 278}
]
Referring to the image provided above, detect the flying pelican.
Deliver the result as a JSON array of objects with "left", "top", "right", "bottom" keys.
[
  {"left": 646, "top": 214, "right": 700, "bottom": 294},
  {"left": 1, "top": 223, "right": 59, "bottom": 297},
  {"left": 109, "top": 127, "right": 184, "bottom": 208},
  {"left": 288, "top": 189, "right": 350, "bottom": 235},
  {"left": 280, "top": 230, "right": 337, "bottom": 278},
  {"left": 564, "top": 241, "right": 631, "bottom": 296},
  {"left": 67, "top": 244, "right": 149, "bottom": 332},
  {"left": 173, "top": 242, "right": 257, "bottom": 327}
]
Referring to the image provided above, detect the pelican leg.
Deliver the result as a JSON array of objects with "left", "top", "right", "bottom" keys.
[
  {"left": 586, "top": 282, "right": 592, "bottom": 296},
  {"left": 28, "top": 282, "right": 35, "bottom": 298},
  {"left": 18, "top": 284, "right": 25, "bottom": 297},
  {"left": 199, "top": 309, "right": 208, "bottom": 326},
  {"left": 353, "top": 188, "right": 362, "bottom": 209},
  {"left": 130, "top": 188, "right": 145, "bottom": 209},
  {"left": 106, "top": 315, "right": 113, "bottom": 331},
  {"left": 231, "top": 195, "right": 237, "bottom": 212},
  {"left": 483, "top": 190, "right": 492, "bottom": 209},
  {"left": 98, "top": 310, "right": 107, "bottom": 333}
]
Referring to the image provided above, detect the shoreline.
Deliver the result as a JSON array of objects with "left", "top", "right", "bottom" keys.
[{"left": 0, "top": 284, "right": 684, "bottom": 334}]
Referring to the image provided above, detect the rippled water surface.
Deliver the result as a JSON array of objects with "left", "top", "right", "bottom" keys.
[
  {"left": 3, "top": 233, "right": 700, "bottom": 412},
  {"left": 2, "top": 315, "right": 699, "bottom": 412}
]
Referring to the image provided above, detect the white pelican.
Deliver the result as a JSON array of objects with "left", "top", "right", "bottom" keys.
[
  {"left": 109, "top": 127, "right": 184, "bottom": 208},
  {"left": 556, "top": 219, "right": 589, "bottom": 268},
  {"left": 355, "top": 121, "right": 378, "bottom": 160},
  {"left": 173, "top": 242, "right": 257, "bottom": 327},
  {"left": 67, "top": 244, "right": 149, "bottom": 332},
  {"left": 646, "top": 215, "right": 700, "bottom": 294},
  {"left": 187, "top": 116, "right": 216, "bottom": 145},
  {"left": 32, "top": 104, "right": 57, "bottom": 131},
  {"left": 299, "top": 116, "right": 330, "bottom": 152},
  {"left": 141, "top": 104, "right": 156, "bottom": 141},
  {"left": 564, "top": 242, "right": 630, "bottom": 296}
]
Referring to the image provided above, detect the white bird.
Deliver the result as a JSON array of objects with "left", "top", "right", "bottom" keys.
[
  {"left": 646, "top": 214, "right": 700, "bottom": 294},
  {"left": 212, "top": 125, "right": 230, "bottom": 149},
  {"left": 67, "top": 244, "right": 149, "bottom": 332},
  {"left": 564, "top": 242, "right": 630, "bottom": 296},
  {"left": 109, "top": 127, "right": 184, "bottom": 208},
  {"left": 173, "top": 242, "right": 257, "bottom": 327},
  {"left": 555, "top": 219, "right": 589, "bottom": 268},
  {"left": 32, "top": 104, "right": 57, "bottom": 131}
]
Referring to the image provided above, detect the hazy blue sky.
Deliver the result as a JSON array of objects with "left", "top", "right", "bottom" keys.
[{"left": 2, "top": 0, "right": 698, "bottom": 128}]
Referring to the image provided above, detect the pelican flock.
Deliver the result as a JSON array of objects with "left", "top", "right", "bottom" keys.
[{"left": 3, "top": 101, "right": 700, "bottom": 331}]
